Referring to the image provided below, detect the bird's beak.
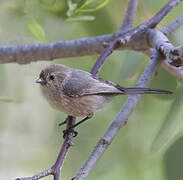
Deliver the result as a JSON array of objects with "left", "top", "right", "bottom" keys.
[{"left": 36, "top": 78, "right": 46, "bottom": 85}]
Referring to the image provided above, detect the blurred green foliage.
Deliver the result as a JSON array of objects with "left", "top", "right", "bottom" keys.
[
  {"left": 0, "top": 0, "right": 183, "bottom": 180},
  {"left": 66, "top": 0, "right": 109, "bottom": 21},
  {"left": 28, "top": 17, "right": 45, "bottom": 42}
]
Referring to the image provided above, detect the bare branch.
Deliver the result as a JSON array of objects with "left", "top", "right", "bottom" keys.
[
  {"left": 147, "top": 0, "right": 183, "bottom": 28},
  {"left": 16, "top": 116, "right": 76, "bottom": 180},
  {"left": 89, "top": 0, "right": 183, "bottom": 74},
  {"left": 143, "top": 49, "right": 183, "bottom": 84},
  {"left": 147, "top": 29, "right": 174, "bottom": 57},
  {"left": 0, "top": 1, "right": 181, "bottom": 64},
  {"left": 168, "top": 45, "right": 183, "bottom": 66},
  {"left": 73, "top": 51, "right": 162, "bottom": 180},
  {"left": 123, "top": 0, "right": 183, "bottom": 42},
  {"left": 99, "top": 0, "right": 183, "bottom": 56},
  {"left": 90, "top": 40, "right": 122, "bottom": 75},
  {"left": 161, "top": 14, "right": 183, "bottom": 36},
  {"left": 0, "top": 34, "right": 121, "bottom": 64},
  {"left": 119, "top": 0, "right": 138, "bottom": 32},
  {"left": 145, "top": 29, "right": 183, "bottom": 82},
  {"left": 162, "top": 61, "right": 183, "bottom": 84},
  {"left": 147, "top": 29, "right": 183, "bottom": 66}
]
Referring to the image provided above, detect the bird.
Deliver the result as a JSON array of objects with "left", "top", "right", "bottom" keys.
[{"left": 36, "top": 64, "right": 172, "bottom": 136}]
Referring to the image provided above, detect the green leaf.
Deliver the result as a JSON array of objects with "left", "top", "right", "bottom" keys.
[
  {"left": 66, "top": 0, "right": 78, "bottom": 17},
  {"left": 28, "top": 17, "right": 45, "bottom": 42},
  {"left": 66, "top": 15, "right": 95, "bottom": 22},
  {"left": 66, "top": 0, "right": 109, "bottom": 21},
  {"left": 77, "top": 0, "right": 109, "bottom": 13}
]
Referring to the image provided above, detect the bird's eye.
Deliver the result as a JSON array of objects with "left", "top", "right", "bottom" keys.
[{"left": 49, "top": 75, "right": 55, "bottom": 81}]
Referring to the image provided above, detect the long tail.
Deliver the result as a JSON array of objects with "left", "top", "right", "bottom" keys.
[{"left": 123, "top": 87, "right": 173, "bottom": 95}]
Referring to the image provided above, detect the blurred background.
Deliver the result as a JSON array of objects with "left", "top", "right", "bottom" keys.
[{"left": 0, "top": 0, "right": 183, "bottom": 179}]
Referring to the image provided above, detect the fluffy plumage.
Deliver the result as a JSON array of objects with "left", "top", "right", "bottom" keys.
[{"left": 36, "top": 64, "right": 172, "bottom": 117}]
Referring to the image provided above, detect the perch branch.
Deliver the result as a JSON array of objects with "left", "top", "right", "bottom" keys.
[
  {"left": 16, "top": 116, "right": 76, "bottom": 180},
  {"left": 73, "top": 51, "right": 162, "bottom": 180}
]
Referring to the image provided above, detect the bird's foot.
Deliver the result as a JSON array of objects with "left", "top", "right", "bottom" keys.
[{"left": 63, "top": 128, "right": 78, "bottom": 138}]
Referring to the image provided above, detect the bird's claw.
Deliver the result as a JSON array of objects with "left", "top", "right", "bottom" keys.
[{"left": 63, "top": 129, "right": 78, "bottom": 138}]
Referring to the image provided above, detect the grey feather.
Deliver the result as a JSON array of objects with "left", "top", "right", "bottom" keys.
[{"left": 62, "top": 69, "right": 123, "bottom": 97}]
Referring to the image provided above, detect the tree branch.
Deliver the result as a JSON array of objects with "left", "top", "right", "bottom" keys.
[
  {"left": 161, "top": 14, "right": 183, "bottom": 36},
  {"left": 146, "top": 0, "right": 183, "bottom": 28},
  {"left": 89, "top": 0, "right": 183, "bottom": 75},
  {"left": 73, "top": 50, "right": 162, "bottom": 180},
  {"left": 147, "top": 29, "right": 174, "bottom": 57},
  {"left": 118, "top": 0, "right": 183, "bottom": 45},
  {"left": 0, "top": 0, "right": 181, "bottom": 64},
  {"left": 0, "top": 34, "right": 118, "bottom": 64},
  {"left": 119, "top": 0, "right": 138, "bottom": 32},
  {"left": 143, "top": 29, "right": 183, "bottom": 83},
  {"left": 169, "top": 45, "right": 183, "bottom": 66},
  {"left": 162, "top": 61, "right": 183, "bottom": 84},
  {"left": 147, "top": 29, "right": 183, "bottom": 67},
  {"left": 16, "top": 116, "right": 76, "bottom": 180}
]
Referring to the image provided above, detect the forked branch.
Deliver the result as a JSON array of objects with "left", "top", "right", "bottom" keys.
[
  {"left": 16, "top": 116, "right": 76, "bottom": 180},
  {"left": 73, "top": 51, "right": 162, "bottom": 180}
]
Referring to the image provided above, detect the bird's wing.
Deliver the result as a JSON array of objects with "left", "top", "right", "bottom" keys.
[{"left": 61, "top": 69, "right": 124, "bottom": 97}]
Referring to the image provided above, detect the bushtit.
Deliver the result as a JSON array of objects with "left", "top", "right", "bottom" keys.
[{"left": 36, "top": 64, "right": 172, "bottom": 134}]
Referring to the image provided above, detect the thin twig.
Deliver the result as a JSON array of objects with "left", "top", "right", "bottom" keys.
[
  {"left": 162, "top": 61, "right": 183, "bottom": 84},
  {"left": 73, "top": 51, "right": 162, "bottom": 180},
  {"left": 119, "top": 0, "right": 138, "bottom": 32},
  {"left": 90, "top": 0, "right": 139, "bottom": 75},
  {"left": 147, "top": 0, "right": 183, "bottom": 28},
  {"left": 52, "top": 116, "right": 75, "bottom": 180},
  {"left": 161, "top": 14, "right": 183, "bottom": 36},
  {"left": 91, "top": 0, "right": 183, "bottom": 76},
  {"left": 95, "top": 0, "right": 183, "bottom": 61},
  {"left": 90, "top": 40, "right": 121, "bottom": 75},
  {"left": 16, "top": 116, "right": 76, "bottom": 180},
  {"left": 117, "top": 0, "right": 183, "bottom": 45}
]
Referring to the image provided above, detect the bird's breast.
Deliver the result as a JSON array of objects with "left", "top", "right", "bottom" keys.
[{"left": 41, "top": 86, "right": 114, "bottom": 117}]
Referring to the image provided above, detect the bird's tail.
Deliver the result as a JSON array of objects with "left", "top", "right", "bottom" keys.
[{"left": 123, "top": 87, "right": 173, "bottom": 95}]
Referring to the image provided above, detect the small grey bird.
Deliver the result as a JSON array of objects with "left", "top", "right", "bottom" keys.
[{"left": 36, "top": 64, "right": 172, "bottom": 134}]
